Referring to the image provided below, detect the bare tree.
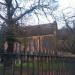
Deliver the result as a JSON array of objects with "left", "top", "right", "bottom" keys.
[
  {"left": 0, "top": 0, "right": 58, "bottom": 53},
  {"left": 56, "top": 7, "right": 75, "bottom": 53}
]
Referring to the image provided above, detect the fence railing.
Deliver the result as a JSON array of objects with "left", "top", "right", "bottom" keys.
[{"left": 0, "top": 52, "right": 75, "bottom": 75}]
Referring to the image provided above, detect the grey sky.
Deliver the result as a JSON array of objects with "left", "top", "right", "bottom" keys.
[
  {"left": 20, "top": 0, "right": 75, "bottom": 29},
  {"left": 0, "top": 0, "right": 75, "bottom": 29}
]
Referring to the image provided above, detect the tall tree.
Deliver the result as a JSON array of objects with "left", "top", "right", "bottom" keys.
[
  {"left": 56, "top": 7, "right": 75, "bottom": 53},
  {"left": 0, "top": 0, "right": 58, "bottom": 53}
]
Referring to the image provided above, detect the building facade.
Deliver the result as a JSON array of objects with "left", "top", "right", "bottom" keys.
[
  {"left": 4, "top": 21, "right": 57, "bottom": 54},
  {"left": 19, "top": 21, "right": 57, "bottom": 54}
]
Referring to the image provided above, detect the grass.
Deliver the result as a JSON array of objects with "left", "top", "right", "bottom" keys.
[
  {"left": 15, "top": 61, "right": 68, "bottom": 70},
  {"left": 0, "top": 61, "right": 75, "bottom": 70},
  {"left": 0, "top": 63, "right": 3, "bottom": 67}
]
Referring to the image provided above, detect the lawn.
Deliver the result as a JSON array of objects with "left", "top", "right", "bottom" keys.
[
  {"left": 0, "top": 60, "right": 75, "bottom": 75},
  {"left": 15, "top": 61, "right": 74, "bottom": 70},
  {"left": 0, "top": 60, "right": 74, "bottom": 70}
]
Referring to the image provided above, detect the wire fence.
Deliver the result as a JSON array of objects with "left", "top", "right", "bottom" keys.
[{"left": 0, "top": 52, "right": 75, "bottom": 75}]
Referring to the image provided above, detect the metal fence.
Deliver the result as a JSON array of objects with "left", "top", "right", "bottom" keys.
[{"left": 0, "top": 52, "right": 75, "bottom": 75}]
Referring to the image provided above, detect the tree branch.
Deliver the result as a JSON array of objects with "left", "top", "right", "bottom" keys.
[
  {"left": 8, "top": 0, "right": 18, "bottom": 17},
  {"left": 14, "top": 4, "right": 52, "bottom": 22},
  {"left": 15, "top": 5, "right": 38, "bottom": 21},
  {"left": 0, "top": 14, "right": 6, "bottom": 21},
  {"left": 34, "top": 10, "right": 40, "bottom": 24},
  {"left": 0, "top": 2, "right": 6, "bottom": 5},
  {"left": 65, "top": 16, "right": 75, "bottom": 20},
  {"left": 42, "top": 8, "right": 50, "bottom": 22},
  {"left": 14, "top": 0, "right": 18, "bottom": 10}
]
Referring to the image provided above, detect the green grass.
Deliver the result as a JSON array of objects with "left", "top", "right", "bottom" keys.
[
  {"left": 15, "top": 61, "right": 65, "bottom": 70},
  {"left": 0, "top": 61, "right": 74, "bottom": 70},
  {"left": 0, "top": 64, "right": 3, "bottom": 67}
]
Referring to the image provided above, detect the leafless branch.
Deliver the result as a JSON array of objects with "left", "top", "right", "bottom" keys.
[
  {"left": 10, "top": 0, "right": 19, "bottom": 16},
  {"left": 34, "top": 10, "right": 39, "bottom": 24},
  {"left": 62, "top": 11, "right": 74, "bottom": 33},
  {"left": 0, "top": 14, "right": 6, "bottom": 21},
  {"left": 42, "top": 8, "right": 50, "bottom": 22},
  {"left": 47, "top": 9, "right": 56, "bottom": 21},
  {"left": 0, "top": 2, "right": 6, "bottom": 5},
  {"left": 65, "top": 16, "right": 75, "bottom": 20},
  {"left": 15, "top": 5, "right": 38, "bottom": 21},
  {"left": 0, "top": 0, "right": 58, "bottom": 24},
  {"left": 14, "top": 0, "right": 18, "bottom": 9},
  {"left": 15, "top": 3, "right": 53, "bottom": 21}
]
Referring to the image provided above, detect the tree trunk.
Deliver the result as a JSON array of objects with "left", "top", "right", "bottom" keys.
[
  {"left": 6, "top": 31, "right": 15, "bottom": 53},
  {"left": 7, "top": 38, "right": 14, "bottom": 53},
  {"left": 6, "top": 23, "right": 17, "bottom": 53},
  {"left": 5, "top": 24, "right": 16, "bottom": 66}
]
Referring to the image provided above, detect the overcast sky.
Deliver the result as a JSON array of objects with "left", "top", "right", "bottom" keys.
[
  {"left": 59, "top": 0, "right": 75, "bottom": 10},
  {"left": 0, "top": 0, "right": 75, "bottom": 29},
  {"left": 57, "top": 0, "right": 75, "bottom": 29},
  {"left": 24, "top": 0, "right": 75, "bottom": 29}
]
